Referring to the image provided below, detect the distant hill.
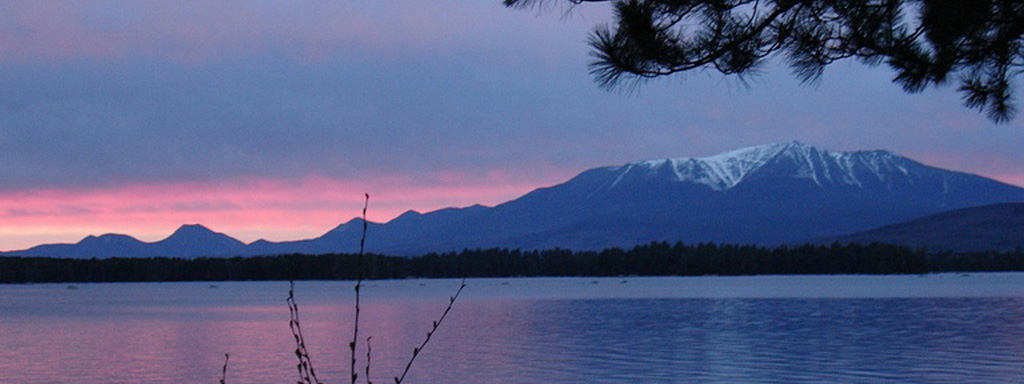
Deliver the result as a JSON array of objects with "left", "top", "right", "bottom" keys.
[
  {"left": 820, "top": 203, "right": 1024, "bottom": 253},
  {"left": 5, "top": 142, "right": 1024, "bottom": 258},
  {"left": 8, "top": 224, "right": 244, "bottom": 258}
]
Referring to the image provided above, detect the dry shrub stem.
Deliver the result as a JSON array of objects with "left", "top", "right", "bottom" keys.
[
  {"left": 220, "top": 192, "right": 464, "bottom": 384},
  {"left": 219, "top": 353, "right": 229, "bottom": 384},
  {"left": 351, "top": 193, "right": 369, "bottom": 384},
  {"left": 289, "top": 281, "right": 322, "bottom": 384},
  {"left": 393, "top": 277, "right": 467, "bottom": 384},
  {"left": 366, "top": 336, "right": 374, "bottom": 384}
]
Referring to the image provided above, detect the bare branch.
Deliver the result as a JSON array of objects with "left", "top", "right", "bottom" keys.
[
  {"left": 393, "top": 278, "right": 467, "bottom": 384},
  {"left": 219, "top": 353, "right": 229, "bottom": 384},
  {"left": 288, "top": 281, "right": 322, "bottom": 384},
  {"left": 351, "top": 193, "right": 370, "bottom": 384}
]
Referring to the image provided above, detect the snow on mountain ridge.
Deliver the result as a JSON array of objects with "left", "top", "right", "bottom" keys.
[
  {"left": 620, "top": 142, "right": 909, "bottom": 191},
  {"left": 8, "top": 142, "right": 1024, "bottom": 258}
]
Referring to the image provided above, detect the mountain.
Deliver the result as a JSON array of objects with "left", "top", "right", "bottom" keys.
[
  {"left": 245, "top": 217, "right": 385, "bottom": 256},
  {"left": 150, "top": 224, "right": 246, "bottom": 258},
  {"left": 6, "top": 142, "right": 1024, "bottom": 258},
  {"left": 821, "top": 203, "right": 1024, "bottom": 252},
  {"left": 12, "top": 233, "right": 150, "bottom": 258},
  {"left": 250, "top": 142, "right": 1024, "bottom": 255},
  {"left": 8, "top": 224, "right": 244, "bottom": 258}
]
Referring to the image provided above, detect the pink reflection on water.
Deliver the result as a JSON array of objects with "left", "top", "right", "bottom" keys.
[{"left": 5, "top": 278, "right": 1024, "bottom": 383}]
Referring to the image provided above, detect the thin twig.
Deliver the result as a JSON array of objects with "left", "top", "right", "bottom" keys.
[
  {"left": 289, "top": 281, "right": 321, "bottom": 384},
  {"left": 393, "top": 277, "right": 467, "bottom": 384},
  {"left": 366, "top": 336, "right": 373, "bottom": 384},
  {"left": 219, "top": 353, "right": 229, "bottom": 384},
  {"left": 351, "top": 193, "right": 370, "bottom": 384}
]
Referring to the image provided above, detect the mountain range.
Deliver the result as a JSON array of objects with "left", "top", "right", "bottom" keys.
[{"left": 6, "top": 142, "right": 1024, "bottom": 258}]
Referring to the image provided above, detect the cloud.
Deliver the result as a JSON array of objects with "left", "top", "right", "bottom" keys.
[
  {"left": 0, "top": 57, "right": 586, "bottom": 189},
  {"left": 0, "top": 1, "right": 586, "bottom": 63},
  {"left": 0, "top": 1, "right": 616, "bottom": 193},
  {"left": 0, "top": 0, "right": 1021, "bottom": 250}
]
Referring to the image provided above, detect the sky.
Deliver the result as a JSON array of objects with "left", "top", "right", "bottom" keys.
[{"left": 1, "top": 0, "right": 1022, "bottom": 250}]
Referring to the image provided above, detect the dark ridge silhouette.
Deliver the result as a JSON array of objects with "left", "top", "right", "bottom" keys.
[
  {"left": 5, "top": 143, "right": 1024, "bottom": 258},
  {"left": 822, "top": 203, "right": 1024, "bottom": 253}
]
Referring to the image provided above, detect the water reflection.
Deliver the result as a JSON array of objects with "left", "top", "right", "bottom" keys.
[
  {"left": 439, "top": 298, "right": 1024, "bottom": 384},
  {"left": 1, "top": 277, "right": 1024, "bottom": 383}
]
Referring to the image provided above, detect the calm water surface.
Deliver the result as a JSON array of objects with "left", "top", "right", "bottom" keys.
[{"left": 2, "top": 274, "right": 1024, "bottom": 384}]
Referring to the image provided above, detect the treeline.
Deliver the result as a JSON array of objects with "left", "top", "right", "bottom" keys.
[{"left": 2, "top": 242, "right": 1024, "bottom": 283}]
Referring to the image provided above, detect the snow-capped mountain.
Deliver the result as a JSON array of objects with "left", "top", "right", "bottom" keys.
[
  {"left": 329, "top": 142, "right": 1024, "bottom": 254},
  {"left": 7, "top": 142, "right": 1024, "bottom": 258},
  {"left": 602, "top": 142, "right": 920, "bottom": 191}
]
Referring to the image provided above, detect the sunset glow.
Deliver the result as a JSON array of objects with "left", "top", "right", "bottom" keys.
[
  {"left": 0, "top": 172, "right": 566, "bottom": 250},
  {"left": 1, "top": 1, "right": 1021, "bottom": 251}
]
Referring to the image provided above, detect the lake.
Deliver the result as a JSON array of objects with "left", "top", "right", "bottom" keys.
[{"left": 2, "top": 274, "right": 1024, "bottom": 384}]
